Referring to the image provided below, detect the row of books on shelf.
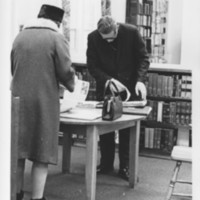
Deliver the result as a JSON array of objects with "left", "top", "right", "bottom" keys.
[
  {"left": 151, "top": 46, "right": 165, "bottom": 57},
  {"left": 151, "top": 33, "right": 165, "bottom": 46},
  {"left": 138, "top": 26, "right": 151, "bottom": 38},
  {"left": 129, "top": 0, "right": 167, "bottom": 25},
  {"left": 147, "top": 100, "right": 192, "bottom": 125},
  {"left": 152, "top": 0, "right": 168, "bottom": 14},
  {"left": 151, "top": 20, "right": 166, "bottom": 34},
  {"left": 140, "top": 127, "right": 176, "bottom": 153},
  {"left": 128, "top": 0, "right": 153, "bottom": 16},
  {"left": 132, "top": 14, "right": 152, "bottom": 27},
  {"left": 146, "top": 73, "right": 192, "bottom": 98},
  {"left": 149, "top": 56, "right": 166, "bottom": 63},
  {"left": 152, "top": 12, "right": 167, "bottom": 23}
]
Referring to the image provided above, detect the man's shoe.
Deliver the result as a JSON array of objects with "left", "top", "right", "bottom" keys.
[
  {"left": 31, "top": 197, "right": 46, "bottom": 200},
  {"left": 118, "top": 167, "right": 129, "bottom": 181},
  {"left": 17, "top": 190, "right": 24, "bottom": 200},
  {"left": 97, "top": 165, "right": 114, "bottom": 174}
]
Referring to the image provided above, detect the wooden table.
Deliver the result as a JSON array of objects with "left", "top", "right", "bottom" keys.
[{"left": 60, "top": 109, "right": 145, "bottom": 200}]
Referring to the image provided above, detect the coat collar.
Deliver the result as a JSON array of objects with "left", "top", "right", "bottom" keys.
[{"left": 23, "top": 18, "right": 59, "bottom": 32}]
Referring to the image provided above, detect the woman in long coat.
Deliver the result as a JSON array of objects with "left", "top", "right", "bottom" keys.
[{"left": 11, "top": 5, "right": 75, "bottom": 200}]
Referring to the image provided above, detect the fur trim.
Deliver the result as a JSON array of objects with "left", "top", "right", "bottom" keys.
[{"left": 23, "top": 18, "right": 59, "bottom": 32}]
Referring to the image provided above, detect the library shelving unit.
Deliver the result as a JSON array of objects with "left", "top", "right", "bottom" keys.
[
  {"left": 140, "top": 63, "right": 192, "bottom": 159},
  {"left": 125, "top": 0, "right": 168, "bottom": 63}
]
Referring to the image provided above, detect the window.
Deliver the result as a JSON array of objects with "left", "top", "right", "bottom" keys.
[{"left": 70, "top": 0, "right": 101, "bottom": 63}]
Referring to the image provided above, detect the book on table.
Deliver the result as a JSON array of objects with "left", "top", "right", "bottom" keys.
[
  {"left": 123, "top": 106, "right": 152, "bottom": 116},
  {"left": 96, "top": 100, "right": 147, "bottom": 108}
]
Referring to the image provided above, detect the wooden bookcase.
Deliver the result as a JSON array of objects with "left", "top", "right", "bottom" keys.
[
  {"left": 126, "top": 0, "right": 168, "bottom": 63},
  {"left": 140, "top": 64, "right": 192, "bottom": 158}
]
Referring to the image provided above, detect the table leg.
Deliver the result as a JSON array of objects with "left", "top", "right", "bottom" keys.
[
  {"left": 129, "top": 120, "right": 141, "bottom": 188},
  {"left": 62, "top": 130, "right": 72, "bottom": 173},
  {"left": 85, "top": 126, "right": 98, "bottom": 200}
]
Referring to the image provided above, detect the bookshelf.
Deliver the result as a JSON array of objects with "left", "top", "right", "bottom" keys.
[
  {"left": 125, "top": 0, "right": 168, "bottom": 63},
  {"left": 140, "top": 64, "right": 192, "bottom": 158}
]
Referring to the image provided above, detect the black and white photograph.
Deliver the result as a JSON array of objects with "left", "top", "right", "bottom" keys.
[{"left": 0, "top": 0, "right": 200, "bottom": 200}]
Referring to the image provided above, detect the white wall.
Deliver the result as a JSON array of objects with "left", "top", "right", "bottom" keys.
[
  {"left": 17, "top": 0, "right": 41, "bottom": 25},
  {"left": 111, "top": 0, "right": 126, "bottom": 23},
  {"left": 70, "top": 0, "right": 101, "bottom": 63},
  {"left": 181, "top": 0, "right": 200, "bottom": 68},
  {"left": 12, "top": 0, "right": 63, "bottom": 39},
  {"left": 181, "top": 1, "right": 200, "bottom": 199},
  {"left": 165, "top": 0, "right": 183, "bottom": 64}
]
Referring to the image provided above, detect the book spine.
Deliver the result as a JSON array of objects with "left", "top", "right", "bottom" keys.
[
  {"left": 149, "top": 128, "right": 154, "bottom": 149},
  {"left": 167, "top": 76, "right": 174, "bottom": 97},
  {"left": 152, "top": 73, "right": 158, "bottom": 96},
  {"left": 162, "top": 102, "right": 170, "bottom": 123},
  {"left": 157, "top": 101, "right": 163, "bottom": 122},
  {"left": 144, "top": 128, "right": 150, "bottom": 148},
  {"left": 156, "top": 128, "right": 161, "bottom": 149},
  {"left": 153, "top": 128, "right": 158, "bottom": 148}
]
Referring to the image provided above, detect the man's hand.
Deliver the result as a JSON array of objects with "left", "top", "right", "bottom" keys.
[{"left": 135, "top": 81, "right": 147, "bottom": 100}]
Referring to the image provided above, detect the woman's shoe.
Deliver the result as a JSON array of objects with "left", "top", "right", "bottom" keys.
[{"left": 17, "top": 190, "right": 24, "bottom": 200}]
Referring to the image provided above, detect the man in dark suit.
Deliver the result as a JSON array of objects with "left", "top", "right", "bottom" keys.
[{"left": 86, "top": 15, "right": 149, "bottom": 180}]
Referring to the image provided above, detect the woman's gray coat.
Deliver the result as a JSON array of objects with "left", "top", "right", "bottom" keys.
[{"left": 11, "top": 19, "right": 75, "bottom": 164}]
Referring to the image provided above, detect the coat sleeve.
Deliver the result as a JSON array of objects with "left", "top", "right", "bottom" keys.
[
  {"left": 86, "top": 33, "right": 111, "bottom": 86},
  {"left": 134, "top": 29, "right": 150, "bottom": 83},
  {"left": 54, "top": 34, "right": 75, "bottom": 92}
]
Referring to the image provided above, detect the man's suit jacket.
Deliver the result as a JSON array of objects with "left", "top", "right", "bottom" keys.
[{"left": 86, "top": 23, "right": 150, "bottom": 100}]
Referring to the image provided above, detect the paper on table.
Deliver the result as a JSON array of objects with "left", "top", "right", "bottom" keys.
[
  {"left": 60, "top": 79, "right": 90, "bottom": 112},
  {"left": 77, "top": 101, "right": 101, "bottom": 108},
  {"left": 60, "top": 108, "right": 102, "bottom": 120}
]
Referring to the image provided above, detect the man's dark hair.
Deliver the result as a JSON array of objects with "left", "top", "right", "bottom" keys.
[{"left": 97, "top": 15, "right": 117, "bottom": 34}]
